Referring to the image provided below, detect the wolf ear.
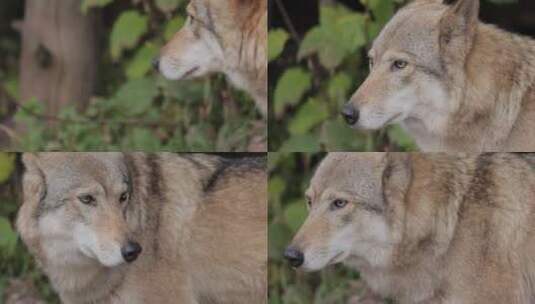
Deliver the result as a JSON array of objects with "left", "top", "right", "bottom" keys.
[
  {"left": 382, "top": 153, "right": 412, "bottom": 207},
  {"left": 439, "top": 0, "right": 479, "bottom": 48},
  {"left": 16, "top": 154, "right": 46, "bottom": 252}
]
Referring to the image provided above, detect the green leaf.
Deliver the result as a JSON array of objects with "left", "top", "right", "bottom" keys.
[
  {"left": 80, "top": 0, "right": 113, "bottom": 14},
  {"left": 368, "top": 0, "right": 395, "bottom": 26},
  {"left": 123, "top": 128, "right": 161, "bottom": 151},
  {"left": 320, "top": 5, "right": 352, "bottom": 27},
  {"left": 317, "top": 38, "right": 348, "bottom": 69},
  {"left": 299, "top": 5, "right": 366, "bottom": 69},
  {"left": 126, "top": 43, "right": 159, "bottom": 79},
  {"left": 110, "top": 10, "right": 148, "bottom": 60},
  {"left": 298, "top": 24, "right": 353, "bottom": 70},
  {"left": 164, "top": 16, "right": 186, "bottom": 41},
  {"left": 288, "top": 98, "right": 329, "bottom": 135},
  {"left": 336, "top": 13, "right": 366, "bottom": 53},
  {"left": 268, "top": 176, "right": 286, "bottom": 204},
  {"left": 284, "top": 200, "right": 307, "bottom": 233},
  {"left": 114, "top": 78, "right": 159, "bottom": 115},
  {"left": 0, "top": 217, "right": 17, "bottom": 257},
  {"left": 283, "top": 286, "right": 313, "bottom": 304},
  {"left": 387, "top": 125, "right": 417, "bottom": 151},
  {"left": 366, "top": 20, "right": 383, "bottom": 41},
  {"left": 268, "top": 221, "right": 291, "bottom": 260},
  {"left": 4, "top": 74, "right": 19, "bottom": 100},
  {"left": 268, "top": 29, "right": 289, "bottom": 62},
  {"left": 320, "top": 119, "right": 366, "bottom": 150},
  {"left": 273, "top": 68, "right": 312, "bottom": 116},
  {"left": 155, "top": 0, "right": 182, "bottom": 13},
  {"left": 280, "top": 134, "right": 320, "bottom": 152},
  {"left": 14, "top": 99, "right": 46, "bottom": 150},
  {"left": 267, "top": 152, "right": 283, "bottom": 171},
  {"left": 0, "top": 153, "right": 15, "bottom": 184},
  {"left": 185, "top": 124, "right": 214, "bottom": 151},
  {"left": 328, "top": 72, "right": 352, "bottom": 102},
  {"left": 298, "top": 26, "right": 325, "bottom": 59}
]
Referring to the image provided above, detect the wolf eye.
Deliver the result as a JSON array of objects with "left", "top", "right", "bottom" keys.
[
  {"left": 331, "top": 199, "right": 348, "bottom": 209},
  {"left": 78, "top": 195, "right": 95, "bottom": 205},
  {"left": 119, "top": 192, "right": 129, "bottom": 203},
  {"left": 392, "top": 60, "right": 408, "bottom": 70}
]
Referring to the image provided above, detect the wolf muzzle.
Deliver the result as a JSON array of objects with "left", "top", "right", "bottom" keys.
[
  {"left": 121, "top": 241, "right": 142, "bottom": 263},
  {"left": 284, "top": 246, "right": 304, "bottom": 268},
  {"left": 341, "top": 103, "right": 359, "bottom": 126}
]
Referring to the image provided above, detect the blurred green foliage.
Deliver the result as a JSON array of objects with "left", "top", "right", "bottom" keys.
[
  {"left": 269, "top": 152, "right": 364, "bottom": 304},
  {"left": 2, "top": 0, "right": 262, "bottom": 151},
  {"left": 268, "top": 0, "right": 517, "bottom": 152},
  {"left": 0, "top": 153, "right": 59, "bottom": 303}
]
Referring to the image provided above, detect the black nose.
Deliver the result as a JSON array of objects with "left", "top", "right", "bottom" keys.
[
  {"left": 341, "top": 103, "right": 359, "bottom": 126},
  {"left": 121, "top": 241, "right": 142, "bottom": 263},
  {"left": 284, "top": 246, "right": 304, "bottom": 268},
  {"left": 152, "top": 57, "right": 160, "bottom": 71}
]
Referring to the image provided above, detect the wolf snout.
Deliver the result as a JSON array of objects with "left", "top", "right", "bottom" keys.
[
  {"left": 341, "top": 103, "right": 359, "bottom": 126},
  {"left": 121, "top": 241, "right": 142, "bottom": 263},
  {"left": 151, "top": 57, "right": 160, "bottom": 71},
  {"left": 284, "top": 246, "right": 304, "bottom": 268}
]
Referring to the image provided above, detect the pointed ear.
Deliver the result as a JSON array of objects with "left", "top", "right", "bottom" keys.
[
  {"left": 439, "top": 0, "right": 479, "bottom": 48},
  {"left": 382, "top": 153, "right": 412, "bottom": 207},
  {"left": 16, "top": 153, "right": 46, "bottom": 254}
]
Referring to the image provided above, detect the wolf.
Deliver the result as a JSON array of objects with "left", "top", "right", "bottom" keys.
[
  {"left": 341, "top": 0, "right": 535, "bottom": 152},
  {"left": 17, "top": 153, "right": 267, "bottom": 304},
  {"left": 285, "top": 152, "right": 535, "bottom": 304},
  {"left": 154, "top": 0, "right": 267, "bottom": 117}
]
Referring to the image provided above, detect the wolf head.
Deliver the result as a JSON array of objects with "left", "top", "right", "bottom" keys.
[
  {"left": 17, "top": 153, "right": 142, "bottom": 268},
  {"left": 342, "top": 0, "right": 479, "bottom": 131},
  {"left": 155, "top": 0, "right": 262, "bottom": 80},
  {"left": 285, "top": 153, "right": 412, "bottom": 272}
]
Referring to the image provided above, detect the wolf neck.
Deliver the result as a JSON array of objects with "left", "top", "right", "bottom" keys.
[
  {"left": 357, "top": 155, "right": 475, "bottom": 302},
  {"left": 405, "top": 24, "right": 535, "bottom": 152},
  {"left": 221, "top": 10, "right": 267, "bottom": 116},
  {"left": 45, "top": 260, "right": 126, "bottom": 303}
]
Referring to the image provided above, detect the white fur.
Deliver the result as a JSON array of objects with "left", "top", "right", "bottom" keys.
[
  {"left": 348, "top": 216, "right": 392, "bottom": 269},
  {"left": 301, "top": 214, "right": 392, "bottom": 272},
  {"left": 38, "top": 212, "right": 93, "bottom": 267},
  {"left": 301, "top": 225, "right": 353, "bottom": 271},
  {"left": 357, "top": 86, "right": 416, "bottom": 130},
  {"left": 357, "top": 79, "right": 449, "bottom": 135},
  {"left": 74, "top": 223, "right": 124, "bottom": 267},
  {"left": 158, "top": 19, "right": 223, "bottom": 80}
]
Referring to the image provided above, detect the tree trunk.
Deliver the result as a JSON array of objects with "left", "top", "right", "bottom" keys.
[{"left": 19, "top": 0, "right": 98, "bottom": 118}]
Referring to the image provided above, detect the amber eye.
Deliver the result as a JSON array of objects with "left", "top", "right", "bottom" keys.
[
  {"left": 331, "top": 199, "right": 348, "bottom": 209},
  {"left": 78, "top": 195, "right": 95, "bottom": 205},
  {"left": 119, "top": 192, "right": 129, "bottom": 203},
  {"left": 392, "top": 60, "right": 408, "bottom": 70}
]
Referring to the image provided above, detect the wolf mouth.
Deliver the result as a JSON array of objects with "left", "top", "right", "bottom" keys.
[
  {"left": 180, "top": 66, "right": 200, "bottom": 79},
  {"left": 328, "top": 252, "right": 346, "bottom": 265},
  {"left": 384, "top": 113, "right": 402, "bottom": 126}
]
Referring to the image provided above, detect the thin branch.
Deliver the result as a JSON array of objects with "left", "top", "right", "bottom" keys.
[
  {"left": 0, "top": 124, "right": 20, "bottom": 143},
  {"left": 274, "top": 0, "right": 300, "bottom": 43}
]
